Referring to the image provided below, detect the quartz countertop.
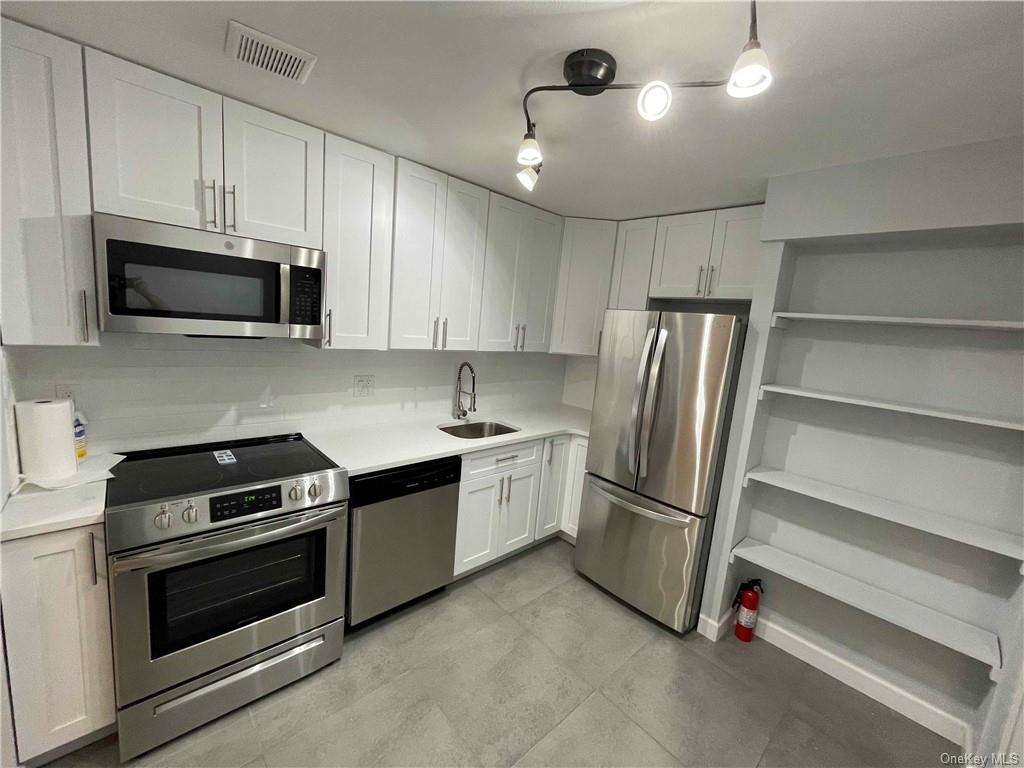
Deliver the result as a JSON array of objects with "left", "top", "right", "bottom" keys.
[{"left": 1, "top": 482, "right": 107, "bottom": 542}]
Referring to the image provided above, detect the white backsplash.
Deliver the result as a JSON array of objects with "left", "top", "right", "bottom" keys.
[
  {"left": 562, "top": 355, "right": 598, "bottom": 410},
  {"left": 6, "top": 334, "right": 573, "bottom": 455}
]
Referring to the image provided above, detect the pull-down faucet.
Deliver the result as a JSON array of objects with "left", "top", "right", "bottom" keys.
[{"left": 453, "top": 362, "right": 477, "bottom": 420}]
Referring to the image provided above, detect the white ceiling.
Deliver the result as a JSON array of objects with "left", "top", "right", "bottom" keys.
[{"left": 4, "top": 1, "right": 1022, "bottom": 219}]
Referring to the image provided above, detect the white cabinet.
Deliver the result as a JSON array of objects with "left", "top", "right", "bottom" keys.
[
  {"left": 649, "top": 210, "right": 717, "bottom": 298},
  {"left": 610, "top": 218, "right": 657, "bottom": 310},
  {"left": 437, "top": 178, "right": 489, "bottom": 350},
  {"left": 562, "top": 437, "right": 589, "bottom": 538},
  {"left": 478, "top": 193, "right": 563, "bottom": 352},
  {"left": 550, "top": 218, "right": 617, "bottom": 355},
  {"left": 222, "top": 99, "right": 324, "bottom": 248},
  {"left": 2, "top": 20, "right": 96, "bottom": 346},
  {"left": 706, "top": 204, "right": 764, "bottom": 299},
  {"left": 1, "top": 525, "right": 114, "bottom": 762},
  {"left": 322, "top": 134, "right": 394, "bottom": 350},
  {"left": 500, "top": 465, "right": 542, "bottom": 553},
  {"left": 86, "top": 48, "right": 223, "bottom": 230},
  {"left": 455, "top": 474, "right": 503, "bottom": 575},
  {"left": 536, "top": 435, "right": 570, "bottom": 538}
]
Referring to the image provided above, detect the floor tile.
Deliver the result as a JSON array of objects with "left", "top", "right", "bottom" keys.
[
  {"left": 513, "top": 576, "right": 658, "bottom": 686},
  {"left": 133, "top": 708, "right": 263, "bottom": 768},
  {"left": 680, "top": 632, "right": 812, "bottom": 698},
  {"left": 536, "top": 537, "right": 576, "bottom": 572},
  {"left": 515, "top": 692, "right": 680, "bottom": 767},
  {"left": 470, "top": 541, "right": 578, "bottom": 612},
  {"left": 757, "top": 712, "right": 865, "bottom": 767},
  {"left": 601, "top": 632, "right": 786, "bottom": 767}
]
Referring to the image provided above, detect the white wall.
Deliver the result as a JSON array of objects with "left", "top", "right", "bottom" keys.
[
  {"left": 561, "top": 355, "right": 597, "bottom": 410},
  {"left": 5, "top": 335, "right": 569, "bottom": 454},
  {"left": 0, "top": 348, "right": 16, "bottom": 498}
]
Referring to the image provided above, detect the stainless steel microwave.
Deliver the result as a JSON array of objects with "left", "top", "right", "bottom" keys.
[{"left": 94, "top": 214, "right": 324, "bottom": 339}]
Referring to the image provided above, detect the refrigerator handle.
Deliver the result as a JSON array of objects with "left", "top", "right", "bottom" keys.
[
  {"left": 629, "top": 328, "right": 658, "bottom": 471},
  {"left": 590, "top": 477, "right": 696, "bottom": 529},
  {"left": 639, "top": 328, "right": 669, "bottom": 478}
]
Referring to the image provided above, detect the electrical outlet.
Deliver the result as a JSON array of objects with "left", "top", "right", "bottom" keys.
[
  {"left": 55, "top": 384, "right": 75, "bottom": 403},
  {"left": 353, "top": 375, "right": 375, "bottom": 398}
]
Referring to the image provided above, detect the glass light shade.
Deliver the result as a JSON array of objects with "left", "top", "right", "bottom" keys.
[
  {"left": 727, "top": 43, "right": 772, "bottom": 98},
  {"left": 637, "top": 81, "right": 672, "bottom": 121},
  {"left": 516, "top": 165, "right": 540, "bottom": 192},
  {"left": 517, "top": 136, "right": 543, "bottom": 165}
]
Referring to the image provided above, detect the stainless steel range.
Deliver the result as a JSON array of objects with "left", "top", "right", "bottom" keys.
[{"left": 104, "top": 434, "right": 349, "bottom": 761}]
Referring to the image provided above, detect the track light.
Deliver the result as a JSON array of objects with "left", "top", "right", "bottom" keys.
[
  {"left": 517, "top": 130, "right": 543, "bottom": 165},
  {"left": 728, "top": 1, "right": 772, "bottom": 98},
  {"left": 516, "top": 164, "right": 541, "bottom": 192},
  {"left": 637, "top": 81, "right": 672, "bottom": 121}
]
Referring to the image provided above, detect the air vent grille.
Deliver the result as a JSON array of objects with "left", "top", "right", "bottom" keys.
[{"left": 225, "top": 21, "right": 317, "bottom": 84}]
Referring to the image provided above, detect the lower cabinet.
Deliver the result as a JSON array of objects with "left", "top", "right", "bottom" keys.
[
  {"left": 1, "top": 524, "right": 115, "bottom": 762},
  {"left": 562, "top": 437, "right": 589, "bottom": 539},
  {"left": 536, "top": 435, "right": 570, "bottom": 538}
]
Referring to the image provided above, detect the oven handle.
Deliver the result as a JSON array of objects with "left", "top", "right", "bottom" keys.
[{"left": 111, "top": 507, "right": 341, "bottom": 575}]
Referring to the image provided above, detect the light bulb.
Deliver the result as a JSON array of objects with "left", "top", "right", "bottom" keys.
[
  {"left": 637, "top": 81, "right": 672, "bottom": 121},
  {"left": 517, "top": 134, "right": 542, "bottom": 166},
  {"left": 516, "top": 165, "right": 540, "bottom": 192},
  {"left": 727, "top": 42, "right": 772, "bottom": 98}
]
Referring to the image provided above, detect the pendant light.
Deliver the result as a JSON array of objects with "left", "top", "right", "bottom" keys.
[
  {"left": 636, "top": 81, "right": 673, "bottom": 121},
  {"left": 516, "top": 164, "right": 541, "bottom": 191},
  {"left": 517, "top": 129, "right": 543, "bottom": 165},
  {"left": 727, "top": 0, "right": 773, "bottom": 98}
]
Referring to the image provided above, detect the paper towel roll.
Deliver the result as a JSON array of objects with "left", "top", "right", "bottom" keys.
[{"left": 15, "top": 399, "right": 78, "bottom": 482}]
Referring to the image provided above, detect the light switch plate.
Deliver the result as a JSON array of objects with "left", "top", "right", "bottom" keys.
[{"left": 353, "top": 375, "right": 375, "bottom": 397}]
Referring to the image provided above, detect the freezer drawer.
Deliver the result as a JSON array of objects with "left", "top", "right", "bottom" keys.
[{"left": 574, "top": 474, "right": 708, "bottom": 633}]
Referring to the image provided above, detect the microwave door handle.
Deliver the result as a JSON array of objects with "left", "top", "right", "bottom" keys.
[
  {"left": 638, "top": 328, "right": 669, "bottom": 479},
  {"left": 629, "top": 328, "right": 657, "bottom": 473},
  {"left": 279, "top": 264, "right": 291, "bottom": 325},
  {"left": 111, "top": 507, "right": 340, "bottom": 574}
]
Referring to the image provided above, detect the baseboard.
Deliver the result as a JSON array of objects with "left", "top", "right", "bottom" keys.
[
  {"left": 697, "top": 607, "right": 734, "bottom": 641},
  {"left": 754, "top": 610, "right": 970, "bottom": 749},
  {"left": 556, "top": 530, "right": 576, "bottom": 545}
]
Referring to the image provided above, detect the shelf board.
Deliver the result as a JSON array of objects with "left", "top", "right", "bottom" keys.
[
  {"left": 730, "top": 537, "right": 1002, "bottom": 669},
  {"left": 772, "top": 312, "right": 1024, "bottom": 332},
  {"left": 744, "top": 467, "right": 1024, "bottom": 562},
  {"left": 759, "top": 384, "right": 1024, "bottom": 432}
]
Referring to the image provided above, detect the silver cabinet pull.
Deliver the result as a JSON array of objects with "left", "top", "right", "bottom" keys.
[
  {"left": 513, "top": 323, "right": 520, "bottom": 351},
  {"left": 324, "top": 309, "right": 333, "bottom": 347},
  {"left": 495, "top": 454, "right": 519, "bottom": 463},
  {"left": 546, "top": 441, "right": 553, "bottom": 465},
  {"left": 204, "top": 178, "right": 218, "bottom": 229},
  {"left": 80, "top": 289, "right": 89, "bottom": 343},
  {"left": 695, "top": 264, "right": 704, "bottom": 296},
  {"left": 520, "top": 324, "right": 527, "bottom": 351},
  {"left": 226, "top": 184, "right": 238, "bottom": 231},
  {"left": 706, "top": 265, "right": 715, "bottom": 296},
  {"left": 442, "top": 318, "right": 448, "bottom": 349},
  {"left": 498, "top": 476, "right": 504, "bottom": 505},
  {"left": 506, "top": 474, "right": 512, "bottom": 503},
  {"left": 89, "top": 532, "right": 98, "bottom": 585},
  {"left": 432, "top": 317, "right": 439, "bottom": 349}
]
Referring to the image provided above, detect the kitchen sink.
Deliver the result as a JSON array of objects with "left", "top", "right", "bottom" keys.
[{"left": 438, "top": 421, "right": 520, "bottom": 439}]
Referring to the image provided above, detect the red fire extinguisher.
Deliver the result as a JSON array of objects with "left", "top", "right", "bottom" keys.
[{"left": 733, "top": 579, "right": 764, "bottom": 642}]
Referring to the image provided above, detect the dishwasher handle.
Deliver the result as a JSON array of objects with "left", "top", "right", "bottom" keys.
[{"left": 350, "top": 455, "right": 462, "bottom": 506}]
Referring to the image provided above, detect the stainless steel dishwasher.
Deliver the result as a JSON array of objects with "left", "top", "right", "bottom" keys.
[{"left": 348, "top": 455, "right": 461, "bottom": 625}]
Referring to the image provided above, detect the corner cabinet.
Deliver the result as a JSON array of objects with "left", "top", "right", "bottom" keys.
[
  {"left": 562, "top": 437, "right": 589, "bottom": 538},
  {"left": 1, "top": 525, "right": 115, "bottom": 762},
  {"left": 550, "top": 218, "right": 617, "bottom": 355},
  {"left": 2, "top": 20, "right": 97, "bottom": 346},
  {"left": 609, "top": 218, "right": 657, "bottom": 310},
  {"left": 536, "top": 435, "right": 571, "bottom": 538},
  {"left": 322, "top": 134, "right": 394, "bottom": 350}
]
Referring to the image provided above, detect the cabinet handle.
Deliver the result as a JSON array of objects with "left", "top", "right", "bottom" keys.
[
  {"left": 546, "top": 441, "right": 553, "bottom": 465},
  {"left": 324, "top": 309, "right": 333, "bottom": 347},
  {"left": 506, "top": 474, "right": 512, "bottom": 504},
  {"left": 442, "top": 317, "right": 448, "bottom": 350},
  {"left": 520, "top": 324, "right": 527, "bottom": 351},
  {"left": 498, "top": 476, "right": 504, "bottom": 505},
  {"left": 513, "top": 323, "right": 520, "bottom": 351},
  {"left": 432, "top": 317, "right": 439, "bottom": 349},
  {"left": 226, "top": 184, "right": 238, "bottom": 231},
  {"left": 80, "top": 290, "right": 89, "bottom": 343},
  {"left": 89, "top": 532, "right": 98, "bottom": 585},
  {"left": 496, "top": 454, "right": 519, "bottom": 463},
  {"left": 205, "top": 178, "right": 218, "bottom": 229},
  {"left": 706, "top": 265, "right": 715, "bottom": 297},
  {"left": 695, "top": 264, "right": 704, "bottom": 296}
]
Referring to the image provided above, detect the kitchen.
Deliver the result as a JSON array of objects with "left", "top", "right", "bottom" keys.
[{"left": 0, "top": 2, "right": 1022, "bottom": 767}]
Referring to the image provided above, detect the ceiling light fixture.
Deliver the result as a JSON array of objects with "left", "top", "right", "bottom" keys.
[{"left": 512, "top": 0, "right": 770, "bottom": 190}]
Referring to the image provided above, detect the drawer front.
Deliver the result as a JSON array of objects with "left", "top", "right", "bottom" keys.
[{"left": 462, "top": 440, "right": 542, "bottom": 479}]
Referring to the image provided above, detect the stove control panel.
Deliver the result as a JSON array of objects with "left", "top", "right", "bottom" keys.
[{"left": 210, "top": 486, "right": 283, "bottom": 523}]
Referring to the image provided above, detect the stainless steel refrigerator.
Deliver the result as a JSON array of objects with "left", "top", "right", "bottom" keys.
[{"left": 575, "top": 310, "right": 743, "bottom": 633}]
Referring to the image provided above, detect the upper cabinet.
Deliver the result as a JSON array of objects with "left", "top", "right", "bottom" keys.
[
  {"left": 322, "top": 134, "right": 394, "bottom": 350},
  {"left": 706, "top": 204, "right": 764, "bottom": 299},
  {"left": 479, "top": 193, "right": 563, "bottom": 352},
  {"left": 609, "top": 218, "right": 657, "bottom": 310},
  {"left": 222, "top": 99, "right": 324, "bottom": 248},
  {"left": 2, "top": 20, "right": 96, "bottom": 346},
  {"left": 550, "top": 218, "right": 617, "bottom": 355},
  {"left": 437, "top": 178, "right": 489, "bottom": 351},
  {"left": 86, "top": 49, "right": 223, "bottom": 231}
]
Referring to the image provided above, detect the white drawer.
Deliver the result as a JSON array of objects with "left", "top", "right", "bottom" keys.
[{"left": 462, "top": 439, "right": 543, "bottom": 479}]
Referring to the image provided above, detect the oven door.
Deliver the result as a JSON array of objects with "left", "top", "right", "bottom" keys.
[{"left": 109, "top": 505, "right": 346, "bottom": 705}]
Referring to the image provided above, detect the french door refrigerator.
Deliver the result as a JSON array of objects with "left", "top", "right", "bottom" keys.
[{"left": 575, "top": 310, "right": 743, "bottom": 633}]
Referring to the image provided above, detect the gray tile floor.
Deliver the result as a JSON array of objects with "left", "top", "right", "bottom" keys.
[{"left": 58, "top": 539, "right": 955, "bottom": 768}]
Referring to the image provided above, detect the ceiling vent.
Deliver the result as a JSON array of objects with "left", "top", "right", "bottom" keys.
[{"left": 225, "top": 21, "right": 317, "bottom": 84}]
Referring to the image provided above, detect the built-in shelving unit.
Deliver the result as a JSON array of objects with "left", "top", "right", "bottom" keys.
[
  {"left": 771, "top": 312, "right": 1024, "bottom": 332},
  {"left": 759, "top": 384, "right": 1024, "bottom": 432},
  {"left": 744, "top": 467, "right": 1024, "bottom": 563},
  {"left": 730, "top": 537, "right": 1002, "bottom": 669}
]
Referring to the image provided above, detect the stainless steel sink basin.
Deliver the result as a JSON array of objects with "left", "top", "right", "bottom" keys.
[{"left": 438, "top": 421, "right": 520, "bottom": 439}]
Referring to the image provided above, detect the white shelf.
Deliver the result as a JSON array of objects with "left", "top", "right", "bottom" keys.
[
  {"left": 772, "top": 312, "right": 1024, "bottom": 332},
  {"left": 730, "top": 537, "right": 1002, "bottom": 669},
  {"left": 744, "top": 467, "right": 1024, "bottom": 562},
  {"left": 759, "top": 384, "right": 1024, "bottom": 432}
]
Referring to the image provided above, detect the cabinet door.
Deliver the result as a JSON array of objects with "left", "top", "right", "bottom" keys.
[
  {"left": 707, "top": 204, "right": 764, "bottom": 299},
  {"left": 499, "top": 465, "right": 541, "bottom": 554},
  {"left": 648, "top": 210, "right": 716, "bottom": 298},
  {"left": 2, "top": 526, "right": 114, "bottom": 761},
  {"left": 2, "top": 21, "right": 96, "bottom": 346},
  {"left": 437, "top": 178, "right": 489, "bottom": 350},
  {"left": 86, "top": 49, "right": 222, "bottom": 229},
  {"left": 455, "top": 475, "right": 502, "bottom": 575},
  {"left": 478, "top": 193, "right": 528, "bottom": 351},
  {"left": 322, "top": 134, "right": 394, "bottom": 350},
  {"left": 610, "top": 218, "right": 657, "bottom": 310},
  {"left": 521, "top": 207, "right": 564, "bottom": 352},
  {"left": 536, "top": 436, "right": 570, "bottom": 539},
  {"left": 390, "top": 159, "right": 447, "bottom": 349},
  {"left": 550, "top": 218, "right": 617, "bottom": 355},
  {"left": 562, "top": 438, "right": 589, "bottom": 538},
  {"left": 223, "top": 99, "right": 324, "bottom": 248}
]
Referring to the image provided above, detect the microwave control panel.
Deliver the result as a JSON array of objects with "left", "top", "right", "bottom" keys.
[
  {"left": 210, "top": 486, "right": 283, "bottom": 522},
  {"left": 290, "top": 266, "right": 322, "bottom": 326}
]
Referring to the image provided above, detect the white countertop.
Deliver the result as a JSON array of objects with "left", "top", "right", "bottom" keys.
[{"left": 1, "top": 482, "right": 107, "bottom": 542}]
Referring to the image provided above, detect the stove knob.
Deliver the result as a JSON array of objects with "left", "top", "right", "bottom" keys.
[
  {"left": 182, "top": 504, "right": 199, "bottom": 524},
  {"left": 154, "top": 511, "right": 173, "bottom": 530},
  {"left": 288, "top": 482, "right": 304, "bottom": 502},
  {"left": 308, "top": 480, "right": 323, "bottom": 500}
]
